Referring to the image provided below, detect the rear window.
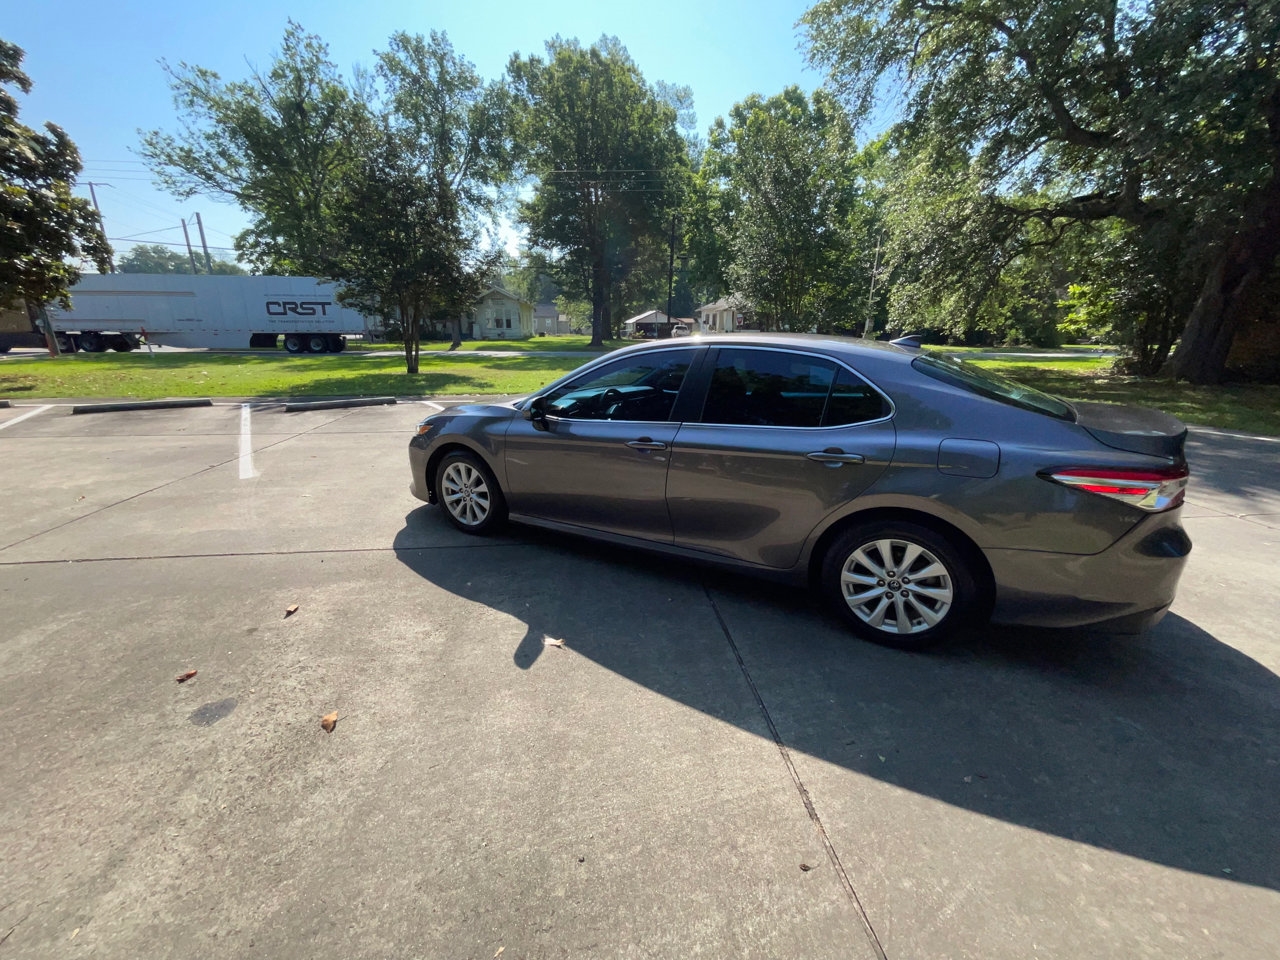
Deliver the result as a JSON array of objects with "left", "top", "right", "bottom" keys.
[{"left": 912, "top": 353, "right": 1074, "bottom": 421}]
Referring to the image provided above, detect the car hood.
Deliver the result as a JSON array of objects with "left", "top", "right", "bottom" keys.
[{"left": 1071, "top": 401, "right": 1187, "bottom": 460}]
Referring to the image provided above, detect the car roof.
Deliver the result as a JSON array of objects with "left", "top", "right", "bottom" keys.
[{"left": 615, "top": 332, "right": 920, "bottom": 364}]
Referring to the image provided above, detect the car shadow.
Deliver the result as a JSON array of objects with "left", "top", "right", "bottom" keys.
[{"left": 392, "top": 507, "right": 1280, "bottom": 893}]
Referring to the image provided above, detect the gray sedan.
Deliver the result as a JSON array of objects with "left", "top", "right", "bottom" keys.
[{"left": 409, "top": 334, "right": 1190, "bottom": 649}]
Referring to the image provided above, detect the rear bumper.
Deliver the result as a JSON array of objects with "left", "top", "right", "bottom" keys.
[{"left": 986, "top": 509, "right": 1191, "bottom": 630}]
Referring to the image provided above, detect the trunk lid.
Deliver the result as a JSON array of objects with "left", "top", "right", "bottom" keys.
[{"left": 1071, "top": 401, "right": 1187, "bottom": 460}]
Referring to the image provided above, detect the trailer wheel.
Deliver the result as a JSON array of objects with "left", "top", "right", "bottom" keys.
[
  {"left": 109, "top": 335, "right": 136, "bottom": 352},
  {"left": 78, "top": 331, "right": 105, "bottom": 353},
  {"left": 327, "top": 335, "right": 345, "bottom": 353},
  {"left": 284, "top": 334, "right": 304, "bottom": 354},
  {"left": 306, "top": 334, "right": 329, "bottom": 353}
]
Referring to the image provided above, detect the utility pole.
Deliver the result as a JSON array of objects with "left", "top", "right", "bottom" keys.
[
  {"left": 86, "top": 182, "right": 115, "bottom": 272},
  {"left": 665, "top": 214, "right": 678, "bottom": 333},
  {"left": 181, "top": 217, "right": 200, "bottom": 274},
  {"left": 195, "top": 212, "right": 214, "bottom": 274}
]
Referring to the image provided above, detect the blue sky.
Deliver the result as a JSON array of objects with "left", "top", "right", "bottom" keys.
[{"left": 9, "top": 0, "right": 821, "bottom": 265}]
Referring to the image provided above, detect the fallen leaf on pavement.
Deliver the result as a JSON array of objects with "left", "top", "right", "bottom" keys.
[
  {"left": 175, "top": 670, "right": 197, "bottom": 683},
  {"left": 543, "top": 636, "right": 565, "bottom": 648},
  {"left": 800, "top": 863, "right": 813, "bottom": 872},
  {"left": 284, "top": 604, "right": 299, "bottom": 618},
  {"left": 321, "top": 711, "right": 339, "bottom": 733}
]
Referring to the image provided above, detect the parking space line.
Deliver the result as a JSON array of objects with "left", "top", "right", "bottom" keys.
[
  {"left": 239, "top": 403, "right": 257, "bottom": 479},
  {"left": 420, "top": 401, "right": 444, "bottom": 412},
  {"left": 0, "top": 404, "right": 52, "bottom": 431}
]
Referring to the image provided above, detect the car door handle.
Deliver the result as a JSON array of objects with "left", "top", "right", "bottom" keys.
[
  {"left": 627, "top": 439, "right": 668, "bottom": 451},
  {"left": 806, "top": 450, "right": 865, "bottom": 466}
]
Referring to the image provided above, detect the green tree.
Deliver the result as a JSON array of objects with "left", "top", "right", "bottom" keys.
[
  {"left": 117, "top": 243, "right": 245, "bottom": 275},
  {"left": 509, "top": 37, "right": 689, "bottom": 346},
  {"left": 0, "top": 39, "right": 111, "bottom": 324},
  {"left": 329, "top": 31, "right": 510, "bottom": 371},
  {"left": 695, "top": 87, "right": 870, "bottom": 332},
  {"left": 139, "top": 21, "right": 367, "bottom": 275},
  {"left": 804, "top": 0, "right": 1280, "bottom": 383}
]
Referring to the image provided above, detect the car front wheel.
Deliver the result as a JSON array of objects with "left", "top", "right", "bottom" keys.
[
  {"left": 821, "top": 521, "right": 977, "bottom": 650},
  {"left": 435, "top": 451, "right": 507, "bottom": 535}
]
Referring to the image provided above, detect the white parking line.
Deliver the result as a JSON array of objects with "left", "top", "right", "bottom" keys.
[
  {"left": 238, "top": 403, "right": 257, "bottom": 479},
  {"left": 420, "top": 401, "right": 444, "bottom": 412},
  {"left": 0, "top": 404, "right": 52, "bottom": 431}
]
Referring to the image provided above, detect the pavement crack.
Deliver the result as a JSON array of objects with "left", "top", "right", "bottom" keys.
[{"left": 702, "top": 583, "right": 888, "bottom": 960}]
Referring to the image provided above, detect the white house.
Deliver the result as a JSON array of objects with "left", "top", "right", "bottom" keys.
[
  {"left": 696, "top": 296, "right": 748, "bottom": 333},
  {"left": 466, "top": 287, "right": 534, "bottom": 340}
]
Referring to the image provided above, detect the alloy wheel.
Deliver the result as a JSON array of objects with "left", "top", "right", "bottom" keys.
[
  {"left": 840, "top": 537, "right": 955, "bottom": 636},
  {"left": 440, "top": 460, "right": 491, "bottom": 527}
]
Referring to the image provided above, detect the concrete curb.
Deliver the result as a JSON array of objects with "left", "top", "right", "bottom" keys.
[
  {"left": 282, "top": 396, "right": 397, "bottom": 412},
  {"left": 71, "top": 398, "right": 214, "bottom": 415}
]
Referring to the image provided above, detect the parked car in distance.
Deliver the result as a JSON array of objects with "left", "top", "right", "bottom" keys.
[{"left": 408, "top": 334, "right": 1190, "bottom": 649}]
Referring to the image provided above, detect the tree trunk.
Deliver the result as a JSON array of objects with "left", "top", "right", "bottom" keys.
[
  {"left": 449, "top": 316, "right": 462, "bottom": 350},
  {"left": 402, "top": 301, "right": 420, "bottom": 375},
  {"left": 1166, "top": 90, "right": 1280, "bottom": 384},
  {"left": 590, "top": 258, "right": 607, "bottom": 347}
]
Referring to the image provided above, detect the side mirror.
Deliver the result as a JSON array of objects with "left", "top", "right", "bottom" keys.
[{"left": 526, "top": 395, "right": 550, "bottom": 431}]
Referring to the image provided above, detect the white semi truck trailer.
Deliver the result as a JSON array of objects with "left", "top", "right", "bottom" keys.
[{"left": 5, "top": 274, "right": 377, "bottom": 353}]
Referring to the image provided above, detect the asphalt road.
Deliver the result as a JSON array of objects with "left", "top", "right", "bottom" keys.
[{"left": 0, "top": 401, "right": 1277, "bottom": 959}]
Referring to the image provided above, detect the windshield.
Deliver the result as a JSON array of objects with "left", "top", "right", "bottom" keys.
[{"left": 912, "top": 353, "right": 1075, "bottom": 421}]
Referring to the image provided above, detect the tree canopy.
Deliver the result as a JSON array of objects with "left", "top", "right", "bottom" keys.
[
  {"left": 1, "top": 38, "right": 111, "bottom": 311},
  {"left": 509, "top": 37, "right": 689, "bottom": 345},
  {"left": 803, "top": 0, "right": 1280, "bottom": 382},
  {"left": 117, "top": 243, "right": 245, "bottom": 275},
  {"left": 139, "top": 21, "right": 366, "bottom": 275},
  {"left": 694, "top": 87, "right": 870, "bottom": 332}
]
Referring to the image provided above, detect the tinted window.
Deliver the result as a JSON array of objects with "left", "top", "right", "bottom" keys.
[
  {"left": 700, "top": 349, "right": 836, "bottom": 427},
  {"left": 912, "top": 353, "right": 1074, "bottom": 421},
  {"left": 543, "top": 351, "right": 691, "bottom": 421},
  {"left": 823, "top": 367, "right": 890, "bottom": 425}
]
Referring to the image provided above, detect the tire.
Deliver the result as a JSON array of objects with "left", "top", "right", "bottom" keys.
[
  {"left": 109, "top": 335, "right": 136, "bottom": 352},
  {"left": 327, "top": 335, "right": 345, "bottom": 353},
  {"left": 820, "top": 520, "right": 980, "bottom": 650},
  {"left": 283, "top": 334, "right": 304, "bottom": 354},
  {"left": 435, "top": 451, "right": 507, "bottom": 535},
  {"left": 306, "top": 334, "right": 329, "bottom": 353},
  {"left": 78, "top": 331, "right": 105, "bottom": 353}
]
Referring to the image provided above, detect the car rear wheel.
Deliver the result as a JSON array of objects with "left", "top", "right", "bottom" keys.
[
  {"left": 821, "top": 521, "right": 977, "bottom": 650},
  {"left": 436, "top": 451, "right": 507, "bottom": 535}
]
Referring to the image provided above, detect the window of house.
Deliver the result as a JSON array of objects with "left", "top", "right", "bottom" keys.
[{"left": 542, "top": 350, "right": 693, "bottom": 422}]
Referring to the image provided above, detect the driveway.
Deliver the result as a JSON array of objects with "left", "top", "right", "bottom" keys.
[{"left": 0, "top": 401, "right": 1276, "bottom": 958}]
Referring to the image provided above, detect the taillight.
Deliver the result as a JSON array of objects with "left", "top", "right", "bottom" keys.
[{"left": 1044, "top": 465, "right": 1188, "bottom": 512}]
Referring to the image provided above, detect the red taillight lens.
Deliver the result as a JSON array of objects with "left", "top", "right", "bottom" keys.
[{"left": 1045, "top": 465, "right": 1189, "bottom": 512}]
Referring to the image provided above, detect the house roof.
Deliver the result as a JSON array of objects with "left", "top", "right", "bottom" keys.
[
  {"left": 696, "top": 294, "right": 750, "bottom": 316},
  {"left": 478, "top": 285, "right": 533, "bottom": 307},
  {"left": 622, "top": 309, "right": 671, "bottom": 326}
]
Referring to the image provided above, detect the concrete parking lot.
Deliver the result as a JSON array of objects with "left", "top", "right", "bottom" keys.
[{"left": 1, "top": 400, "right": 1277, "bottom": 959}]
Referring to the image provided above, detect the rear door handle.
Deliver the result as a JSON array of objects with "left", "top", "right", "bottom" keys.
[
  {"left": 627, "top": 439, "right": 668, "bottom": 451},
  {"left": 806, "top": 450, "right": 865, "bottom": 466}
]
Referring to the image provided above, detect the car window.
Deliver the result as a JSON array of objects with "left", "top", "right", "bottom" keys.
[
  {"left": 700, "top": 348, "right": 837, "bottom": 427},
  {"left": 543, "top": 350, "right": 692, "bottom": 421},
  {"left": 822, "top": 367, "right": 891, "bottom": 426},
  {"left": 913, "top": 352, "right": 1074, "bottom": 421}
]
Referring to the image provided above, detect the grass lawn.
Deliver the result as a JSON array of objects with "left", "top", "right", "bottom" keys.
[
  {"left": 3, "top": 347, "right": 1276, "bottom": 437},
  {"left": 0, "top": 351, "right": 591, "bottom": 401},
  {"left": 348, "top": 335, "right": 627, "bottom": 353},
  {"left": 971, "top": 360, "right": 1280, "bottom": 437}
]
